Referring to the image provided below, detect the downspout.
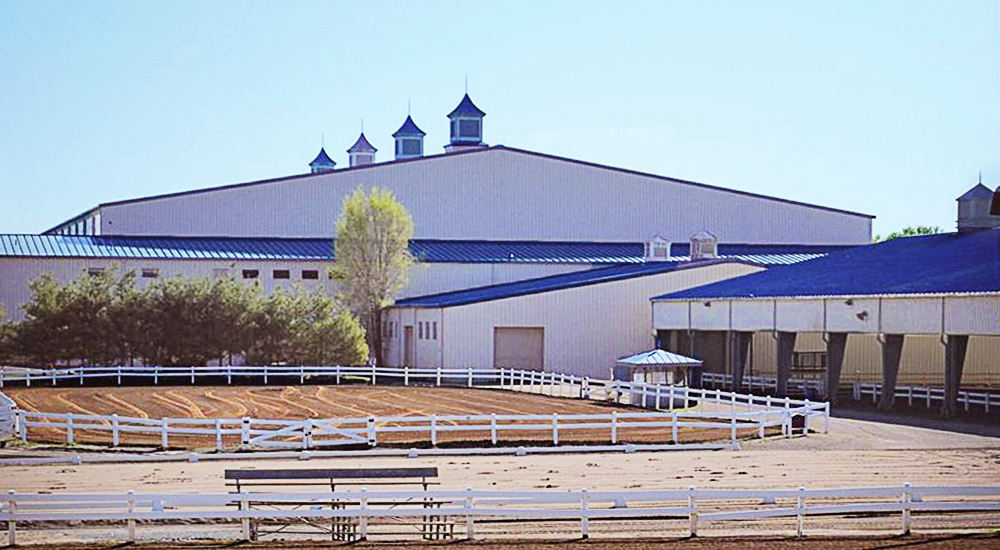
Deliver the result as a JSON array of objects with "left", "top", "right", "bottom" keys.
[{"left": 876, "top": 297, "right": 886, "bottom": 345}]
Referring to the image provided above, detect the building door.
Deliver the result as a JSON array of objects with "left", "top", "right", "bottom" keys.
[
  {"left": 493, "top": 327, "right": 544, "bottom": 371},
  {"left": 403, "top": 326, "right": 415, "bottom": 367}
]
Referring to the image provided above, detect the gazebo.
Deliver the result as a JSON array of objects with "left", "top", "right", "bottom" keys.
[{"left": 614, "top": 349, "right": 703, "bottom": 386}]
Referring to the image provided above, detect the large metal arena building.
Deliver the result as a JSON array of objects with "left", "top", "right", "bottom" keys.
[{"left": 2, "top": 92, "right": 997, "bottom": 410}]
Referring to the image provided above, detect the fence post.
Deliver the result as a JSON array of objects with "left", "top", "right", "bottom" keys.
[
  {"left": 303, "top": 418, "right": 313, "bottom": 450},
  {"left": 730, "top": 415, "right": 737, "bottom": 443},
  {"left": 66, "top": 413, "right": 74, "bottom": 445},
  {"left": 436, "top": 367, "right": 442, "bottom": 387},
  {"left": 240, "top": 491, "right": 251, "bottom": 541},
  {"left": 468, "top": 367, "right": 473, "bottom": 388},
  {"left": 583, "top": 377, "right": 590, "bottom": 400},
  {"left": 611, "top": 411, "right": 618, "bottom": 444},
  {"left": 783, "top": 410, "right": 791, "bottom": 439},
  {"left": 803, "top": 399, "right": 811, "bottom": 436},
  {"left": 404, "top": 366, "right": 409, "bottom": 386},
  {"left": 552, "top": 413, "right": 559, "bottom": 446},
  {"left": 367, "top": 417, "right": 377, "bottom": 446},
  {"left": 127, "top": 489, "right": 136, "bottom": 542},
  {"left": 797, "top": 486, "right": 805, "bottom": 537},
  {"left": 18, "top": 410, "right": 26, "bottom": 444},
  {"left": 215, "top": 418, "right": 223, "bottom": 451},
  {"left": 371, "top": 363, "right": 376, "bottom": 385},
  {"left": 669, "top": 386, "right": 675, "bottom": 410},
  {"left": 25, "top": 370, "right": 30, "bottom": 387},
  {"left": 161, "top": 418, "right": 169, "bottom": 448},
  {"left": 465, "top": 487, "right": 475, "bottom": 540},
  {"left": 241, "top": 416, "right": 251, "bottom": 448},
  {"left": 688, "top": 486, "right": 698, "bottom": 537},
  {"left": 117, "top": 365, "right": 122, "bottom": 385},
  {"left": 490, "top": 413, "right": 498, "bottom": 445},
  {"left": 431, "top": 414, "right": 438, "bottom": 446},
  {"left": 112, "top": 414, "right": 120, "bottom": 447},
  {"left": 79, "top": 368, "right": 84, "bottom": 386},
  {"left": 359, "top": 488, "right": 369, "bottom": 540},
  {"left": 901, "top": 482, "right": 912, "bottom": 535},
  {"left": 7, "top": 490, "right": 16, "bottom": 547},
  {"left": 580, "top": 488, "right": 590, "bottom": 539},
  {"left": 824, "top": 402, "right": 830, "bottom": 434},
  {"left": 853, "top": 381, "right": 860, "bottom": 401},
  {"left": 300, "top": 365, "right": 305, "bottom": 385},
  {"left": 225, "top": 365, "right": 231, "bottom": 385}
]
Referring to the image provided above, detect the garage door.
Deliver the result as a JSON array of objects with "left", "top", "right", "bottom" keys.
[{"left": 493, "top": 327, "right": 544, "bottom": 371}]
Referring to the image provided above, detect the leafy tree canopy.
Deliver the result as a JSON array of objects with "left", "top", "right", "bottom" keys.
[
  {"left": 331, "top": 186, "right": 415, "bottom": 365},
  {"left": 873, "top": 225, "right": 941, "bottom": 243}
]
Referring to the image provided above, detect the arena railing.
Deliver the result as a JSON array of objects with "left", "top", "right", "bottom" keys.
[
  {"left": 2, "top": 484, "right": 997, "bottom": 544},
  {"left": 0, "top": 365, "right": 830, "bottom": 450}
]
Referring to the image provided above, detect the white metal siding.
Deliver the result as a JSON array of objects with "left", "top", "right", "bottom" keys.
[
  {"left": 403, "top": 262, "right": 762, "bottom": 379},
  {"left": 99, "top": 149, "right": 871, "bottom": 244}
]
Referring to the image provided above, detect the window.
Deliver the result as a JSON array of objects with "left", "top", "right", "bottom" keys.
[
  {"left": 141, "top": 268, "right": 159, "bottom": 278},
  {"left": 273, "top": 269, "right": 290, "bottom": 280},
  {"left": 450, "top": 120, "right": 458, "bottom": 139},
  {"left": 401, "top": 139, "right": 421, "bottom": 155},
  {"left": 302, "top": 269, "right": 319, "bottom": 280},
  {"left": 458, "top": 119, "right": 480, "bottom": 138},
  {"left": 242, "top": 269, "right": 259, "bottom": 279},
  {"left": 87, "top": 267, "right": 104, "bottom": 276},
  {"left": 418, "top": 322, "right": 424, "bottom": 340},
  {"left": 432, "top": 322, "right": 437, "bottom": 340}
]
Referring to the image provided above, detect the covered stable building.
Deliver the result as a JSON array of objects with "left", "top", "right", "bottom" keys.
[{"left": 651, "top": 227, "right": 1000, "bottom": 416}]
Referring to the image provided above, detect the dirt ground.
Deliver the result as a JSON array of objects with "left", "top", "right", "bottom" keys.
[
  {"left": 9, "top": 534, "right": 1000, "bottom": 550},
  {"left": 5, "top": 385, "right": 759, "bottom": 448}
]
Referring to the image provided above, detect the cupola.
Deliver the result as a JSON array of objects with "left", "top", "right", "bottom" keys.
[
  {"left": 445, "top": 93, "right": 486, "bottom": 153},
  {"left": 347, "top": 133, "right": 377, "bottom": 167},
  {"left": 309, "top": 147, "right": 336, "bottom": 174},
  {"left": 690, "top": 230, "right": 718, "bottom": 261},
  {"left": 957, "top": 176, "right": 1000, "bottom": 232},
  {"left": 393, "top": 115, "right": 426, "bottom": 160},
  {"left": 644, "top": 235, "right": 671, "bottom": 262}
]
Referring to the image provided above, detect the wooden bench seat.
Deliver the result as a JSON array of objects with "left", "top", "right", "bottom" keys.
[{"left": 225, "top": 467, "right": 454, "bottom": 541}]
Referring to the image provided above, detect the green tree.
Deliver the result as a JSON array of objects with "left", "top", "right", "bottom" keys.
[
  {"left": 873, "top": 225, "right": 941, "bottom": 243},
  {"left": 331, "top": 186, "right": 415, "bottom": 365}
]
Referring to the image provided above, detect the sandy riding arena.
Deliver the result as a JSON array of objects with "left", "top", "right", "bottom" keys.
[{"left": 4, "top": 385, "right": 762, "bottom": 449}]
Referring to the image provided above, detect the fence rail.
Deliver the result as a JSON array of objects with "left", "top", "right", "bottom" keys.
[
  {"left": 2, "top": 484, "right": 997, "bottom": 544},
  {"left": 700, "top": 373, "right": 999, "bottom": 414},
  {"left": 0, "top": 366, "right": 829, "bottom": 450}
]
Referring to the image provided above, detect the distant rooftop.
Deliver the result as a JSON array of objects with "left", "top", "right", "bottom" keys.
[{"left": 653, "top": 229, "right": 1000, "bottom": 301}]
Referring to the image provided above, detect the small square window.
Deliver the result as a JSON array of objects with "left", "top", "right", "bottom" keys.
[
  {"left": 141, "top": 268, "right": 159, "bottom": 278},
  {"left": 87, "top": 267, "right": 105, "bottom": 276},
  {"left": 432, "top": 322, "right": 437, "bottom": 340},
  {"left": 302, "top": 270, "right": 319, "bottom": 280},
  {"left": 242, "top": 269, "right": 259, "bottom": 279},
  {"left": 273, "top": 269, "right": 290, "bottom": 280}
]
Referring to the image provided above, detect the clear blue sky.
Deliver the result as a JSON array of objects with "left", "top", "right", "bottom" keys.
[{"left": 1, "top": 0, "right": 997, "bottom": 239}]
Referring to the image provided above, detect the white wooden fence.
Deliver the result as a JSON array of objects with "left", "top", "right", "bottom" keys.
[
  {"left": 0, "top": 366, "right": 829, "bottom": 450},
  {"left": 701, "top": 372, "right": 999, "bottom": 414},
  {"left": 853, "top": 382, "right": 1000, "bottom": 413},
  {"left": 3, "top": 484, "right": 997, "bottom": 544},
  {"left": 0, "top": 391, "right": 15, "bottom": 437}
]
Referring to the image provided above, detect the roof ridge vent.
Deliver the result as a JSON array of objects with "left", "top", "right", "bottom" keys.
[{"left": 690, "top": 230, "right": 718, "bottom": 261}]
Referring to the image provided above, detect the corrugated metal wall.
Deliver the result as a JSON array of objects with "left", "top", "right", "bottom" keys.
[
  {"left": 384, "top": 262, "right": 764, "bottom": 378},
  {"left": 99, "top": 149, "right": 871, "bottom": 244}
]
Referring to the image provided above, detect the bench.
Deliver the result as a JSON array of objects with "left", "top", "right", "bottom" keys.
[{"left": 225, "top": 467, "right": 454, "bottom": 541}]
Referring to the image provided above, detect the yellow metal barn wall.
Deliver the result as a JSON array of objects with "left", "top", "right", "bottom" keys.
[
  {"left": 747, "top": 332, "right": 1000, "bottom": 388},
  {"left": 420, "top": 263, "right": 765, "bottom": 379}
]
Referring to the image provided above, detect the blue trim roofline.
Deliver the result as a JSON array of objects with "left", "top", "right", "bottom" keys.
[
  {"left": 651, "top": 229, "right": 1000, "bottom": 301},
  {"left": 396, "top": 258, "right": 764, "bottom": 309}
]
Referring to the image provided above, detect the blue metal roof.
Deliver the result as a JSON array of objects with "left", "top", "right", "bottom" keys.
[
  {"left": 653, "top": 229, "right": 1000, "bottom": 301},
  {"left": 347, "top": 133, "right": 377, "bottom": 153},
  {"left": 309, "top": 148, "right": 335, "bottom": 167},
  {"left": 0, "top": 235, "right": 848, "bottom": 266},
  {"left": 397, "top": 261, "right": 686, "bottom": 308},
  {"left": 447, "top": 93, "right": 485, "bottom": 118},
  {"left": 393, "top": 115, "right": 426, "bottom": 137},
  {"left": 617, "top": 349, "right": 702, "bottom": 367}
]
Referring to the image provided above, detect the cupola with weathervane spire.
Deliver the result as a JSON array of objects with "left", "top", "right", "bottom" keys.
[
  {"left": 445, "top": 93, "right": 486, "bottom": 153},
  {"left": 393, "top": 115, "right": 426, "bottom": 160},
  {"left": 347, "top": 132, "right": 377, "bottom": 167},
  {"left": 309, "top": 147, "right": 336, "bottom": 174}
]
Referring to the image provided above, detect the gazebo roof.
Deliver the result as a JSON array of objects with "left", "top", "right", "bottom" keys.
[{"left": 616, "top": 349, "right": 703, "bottom": 368}]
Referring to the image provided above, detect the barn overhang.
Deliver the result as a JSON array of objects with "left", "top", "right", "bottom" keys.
[{"left": 651, "top": 293, "right": 1000, "bottom": 336}]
